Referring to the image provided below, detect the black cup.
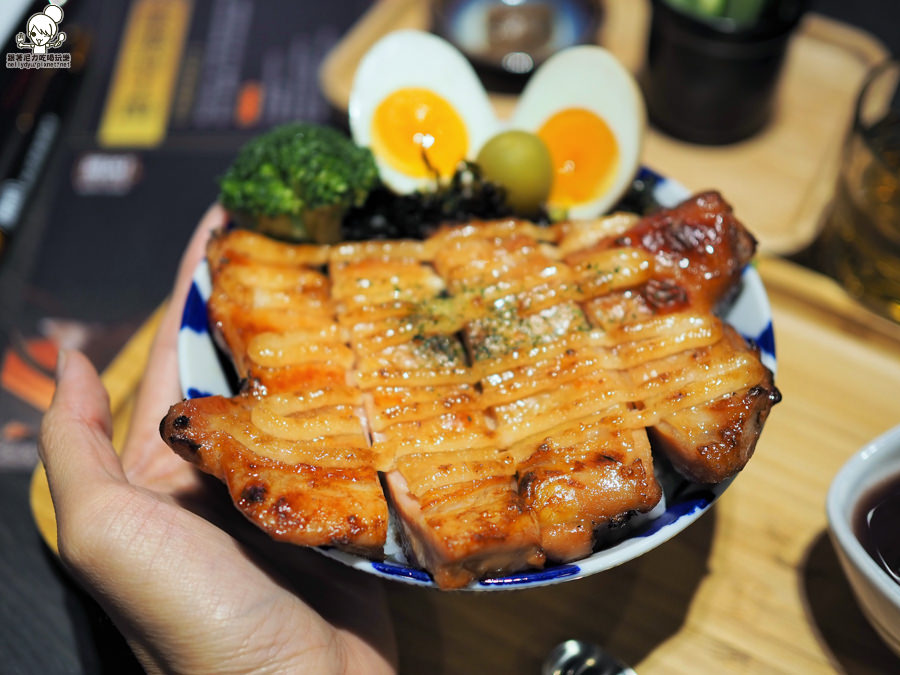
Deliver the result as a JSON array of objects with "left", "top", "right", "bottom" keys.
[{"left": 643, "top": 0, "right": 806, "bottom": 145}]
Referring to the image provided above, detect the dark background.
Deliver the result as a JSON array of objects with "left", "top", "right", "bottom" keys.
[{"left": 0, "top": 1, "right": 897, "bottom": 673}]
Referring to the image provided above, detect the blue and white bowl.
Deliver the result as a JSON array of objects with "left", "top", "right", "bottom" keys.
[{"left": 178, "top": 169, "right": 776, "bottom": 590}]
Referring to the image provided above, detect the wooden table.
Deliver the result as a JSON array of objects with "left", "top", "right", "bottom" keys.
[{"left": 28, "top": 1, "right": 900, "bottom": 672}]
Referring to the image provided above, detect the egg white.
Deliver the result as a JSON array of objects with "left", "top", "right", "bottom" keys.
[
  {"left": 349, "top": 30, "right": 500, "bottom": 194},
  {"left": 511, "top": 46, "right": 645, "bottom": 219}
]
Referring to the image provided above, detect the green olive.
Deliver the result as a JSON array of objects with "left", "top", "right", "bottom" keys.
[{"left": 476, "top": 130, "right": 553, "bottom": 215}]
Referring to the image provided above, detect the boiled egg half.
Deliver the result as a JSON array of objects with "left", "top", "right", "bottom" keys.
[
  {"left": 512, "top": 46, "right": 644, "bottom": 218},
  {"left": 349, "top": 30, "right": 499, "bottom": 194},
  {"left": 349, "top": 30, "right": 644, "bottom": 219}
]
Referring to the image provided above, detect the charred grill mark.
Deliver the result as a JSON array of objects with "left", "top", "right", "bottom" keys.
[
  {"left": 168, "top": 434, "right": 201, "bottom": 456},
  {"left": 616, "top": 217, "right": 708, "bottom": 255},
  {"left": 518, "top": 471, "right": 539, "bottom": 498},
  {"left": 665, "top": 220, "right": 707, "bottom": 253},
  {"left": 748, "top": 383, "right": 782, "bottom": 406},
  {"left": 607, "top": 511, "right": 635, "bottom": 529},
  {"left": 643, "top": 278, "right": 689, "bottom": 312},
  {"left": 730, "top": 222, "right": 757, "bottom": 262},
  {"left": 241, "top": 484, "right": 267, "bottom": 504},
  {"left": 716, "top": 419, "right": 741, "bottom": 450}
]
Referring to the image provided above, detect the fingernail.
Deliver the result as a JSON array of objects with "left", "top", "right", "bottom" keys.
[{"left": 55, "top": 348, "right": 68, "bottom": 382}]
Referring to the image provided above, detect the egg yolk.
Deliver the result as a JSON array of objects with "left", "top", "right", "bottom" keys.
[
  {"left": 371, "top": 88, "right": 468, "bottom": 179},
  {"left": 537, "top": 108, "right": 619, "bottom": 208}
]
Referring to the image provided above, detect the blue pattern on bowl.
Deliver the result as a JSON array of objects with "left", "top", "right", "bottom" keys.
[
  {"left": 637, "top": 165, "right": 662, "bottom": 183},
  {"left": 371, "top": 562, "right": 433, "bottom": 582},
  {"left": 181, "top": 282, "right": 209, "bottom": 333},
  {"left": 754, "top": 321, "right": 776, "bottom": 360},
  {"left": 478, "top": 564, "right": 581, "bottom": 586},
  {"left": 634, "top": 493, "right": 715, "bottom": 539}
]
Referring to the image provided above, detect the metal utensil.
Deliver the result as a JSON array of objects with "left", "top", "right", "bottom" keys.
[{"left": 541, "top": 639, "right": 636, "bottom": 675}]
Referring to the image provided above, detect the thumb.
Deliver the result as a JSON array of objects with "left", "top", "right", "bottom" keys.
[
  {"left": 39, "top": 350, "right": 127, "bottom": 517},
  {"left": 121, "top": 203, "right": 226, "bottom": 472}
]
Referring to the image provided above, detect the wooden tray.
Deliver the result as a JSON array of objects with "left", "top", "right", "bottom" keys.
[
  {"left": 319, "top": 0, "right": 888, "bottom": 255},
  {"left": 29, "top": 258, "right": 900, "bottom": 672}
]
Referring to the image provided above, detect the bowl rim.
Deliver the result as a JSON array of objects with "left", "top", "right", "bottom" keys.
[{"left": 826, "top": 423, "right": 900, "bottom": 607}]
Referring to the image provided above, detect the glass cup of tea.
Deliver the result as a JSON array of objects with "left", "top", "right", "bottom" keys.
[{"left": 819, "top": 59, "right": 900, "bottom": 322}]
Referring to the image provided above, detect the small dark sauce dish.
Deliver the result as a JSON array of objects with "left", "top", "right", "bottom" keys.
[
  {"left": 853, "top": 473, "right": 900, "bottom": 585},
  {"left": 827, "top": 424, "right": 900, "bottom": 657}
]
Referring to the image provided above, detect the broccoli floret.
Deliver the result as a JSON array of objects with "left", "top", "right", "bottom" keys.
[{"left": 219, "top": 123, "right": 379, "bottom": 242}]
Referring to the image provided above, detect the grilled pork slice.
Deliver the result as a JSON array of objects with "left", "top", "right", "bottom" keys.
[
  {"left": 583, "top": 193, "right": 776, "bottom": 483},
  {"left": 474, "top": 324, "right": 664, "bottom": 560},
  {"left": 516, "top": 427, "right": 661, "bottom": 561},
  {"left": 206, "top": 229, "right": 338, "bottom": 389},
  {"left": 447, "top": 230, "right": 665, "bottom": 562},
  {"left": 160, "top": 392, "right": 388, "bottom": 557},
  {"left": 642, "top": 325, "right": 780, "bottom": 483},
  {"left": 339, "top": 262, "right": 548, "bottom": 586},
  {"left": 329, "top": 244, "right": 550, "bottom": 587},
  {"left": 590, "top": 190, "right": 757, "bottom": 312},
  {"left": 385, "top": 449, "right": 544, "bottom": 589}
]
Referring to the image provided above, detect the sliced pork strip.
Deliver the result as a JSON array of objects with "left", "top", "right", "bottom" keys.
[
  {"left": 385, "top": 449, "right": 543, "bottom": 589},
  {"left": 160, "top": 394, "right": 388, "bottom": 556}
]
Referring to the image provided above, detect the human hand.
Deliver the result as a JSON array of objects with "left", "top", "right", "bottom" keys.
[{"left": 39, "top": 205, "right": 396, "bottom": 674}]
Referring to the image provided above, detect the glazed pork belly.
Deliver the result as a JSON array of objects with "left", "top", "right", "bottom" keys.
[
  {"left": 573, "top": 191, "right": 779, "bottom": 483},
  {"left": 161, "top": 392, "right": 388, "bottom": 557},
  {"left": 434, "top": 227, "right": 662, "bottom": 562},
  {"left": 160, "top": 191, "right": 779, "bottom": 588},
  {"left": 329, "top": 241, "right": 545, "bottom": 587},
  {"left": 206, "top": 228, "right": 343, "bottom": 391},
  {"left": 169, "top": 230, "right": 388, "bottom": 555}
]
